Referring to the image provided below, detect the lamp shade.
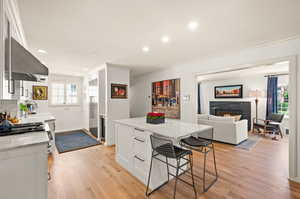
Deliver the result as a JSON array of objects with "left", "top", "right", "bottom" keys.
[{"left": 248, "top": 89, "right": 264, "bottom": 98}]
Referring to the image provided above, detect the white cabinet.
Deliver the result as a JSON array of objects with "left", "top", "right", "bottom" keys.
[
  {"left": 0, "top": 0, "right": 27, "bottom": 99},
  {"left": 132, "top": 128, "right": 151, "bottom": 183},
  {"left": 0, "top": 143, "right": 48, "bottom": 199},
  {"left": 115, "top": 123, "right": 169, "bottom": 189},
  {"left": 116, "top": 124, "right": 151, "bottom": 183},
  {"left": 115, "top": 123, "right": 133, "bottom": 171}
]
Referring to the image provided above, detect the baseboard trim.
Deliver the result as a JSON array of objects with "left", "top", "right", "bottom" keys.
[
  {"left": 289, "top": 177, "right": 300, "bottom": 183},
  {"left": 55, "top": 128, "right": 85, "bottom": 134}
]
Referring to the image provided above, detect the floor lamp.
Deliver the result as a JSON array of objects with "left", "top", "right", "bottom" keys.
[{"left": 249, "top": 89, "right": 264, "bottom": 123}]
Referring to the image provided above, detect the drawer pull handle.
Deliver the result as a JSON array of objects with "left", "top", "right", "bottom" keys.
[
  {"left": 134, "top": 155, "right": 145, "bottom": 162},
  {"left": 134, "top": 137, "right": 145, "bottom": 142},
  {"left": 135, "top": 128, "right": 144, "bottom": 132}
]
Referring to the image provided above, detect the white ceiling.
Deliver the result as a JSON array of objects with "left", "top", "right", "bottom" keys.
[
  {"left": 17, "top": 0, "right": 300, "bottom": 77},
  {"left": 197, "top": 61, "right": 289, "bottom": 81}
]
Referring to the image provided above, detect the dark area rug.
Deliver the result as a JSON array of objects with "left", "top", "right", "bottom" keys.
[
  {"left": 236, "top": 135, "right": 261, "bottom": 150},
  {"left": 55, "top": 130, "right": 100, "bottom": 153}
]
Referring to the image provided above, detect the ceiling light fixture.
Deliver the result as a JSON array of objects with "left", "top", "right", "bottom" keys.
[
  {"left": 161, "top": 36, "right": 170, "bottom": 43},
  {"left": 142, "top": 46, "right": 149, "bottom": 52},
  {"left": 188, "top": 21, "right": 198, "bottom": 31},
  {"left": 38, "top": 49, "right": 47, "bottom": 54}
]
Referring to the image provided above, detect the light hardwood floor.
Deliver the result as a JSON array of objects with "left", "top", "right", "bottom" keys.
[{"left": 48, "top": 134, "right": 300, "bottom": 199}]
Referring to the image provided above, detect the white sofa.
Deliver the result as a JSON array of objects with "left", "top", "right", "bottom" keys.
[{"left": 197, "top": 114, "right": 248, "bottom": 145}]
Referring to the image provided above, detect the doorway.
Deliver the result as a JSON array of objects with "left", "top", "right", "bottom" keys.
[
  {"left": 195, "top": 56, "right": 297, "bottom": 180},
  {"left": 88, "top": 79, "right": 98, "bottom": 138}
]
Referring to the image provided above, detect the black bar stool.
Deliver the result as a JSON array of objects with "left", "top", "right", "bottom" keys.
[
  {"left": 146, "top": 134, "right": 197, "bottom": 199},
  {"left": 180, "top": 129, "right": 218, "bottom": 192}
]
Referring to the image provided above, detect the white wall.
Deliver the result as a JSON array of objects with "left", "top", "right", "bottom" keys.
[
  {"left": 200, "top": 75, "right": 267, "bottom": 121},
  {"left": 48, "top": 74, "right": 87, "bottom": 132},
  {"left": 130, "top": 38, "right": 299, "bottom": 123},
  {"left": 20, "top": 80, "right": 49, "bottom": 113},
  {"left": 199, "top": 74, "right": 289, "bottom": 127},
  {"left": 105, "top": 64, "right": 130, "bottom": 145},
  {"left": 130, "top": 37, "right": 300, "bottom": 180}
]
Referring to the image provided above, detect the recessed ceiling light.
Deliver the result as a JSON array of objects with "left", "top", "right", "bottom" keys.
[
  {"left": 188, "top": 21, "right": 198, "bottom": 31},
  {"left": 38, "top": 49, "right": 47, "bottom": 54},
  {"left": 142, "top": 46, "right": 149, "bottom": 52},
  {"left": 161, "top": 36, "right": 170, "bottom": 43}
]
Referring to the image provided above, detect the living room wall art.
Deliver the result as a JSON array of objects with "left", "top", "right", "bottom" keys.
[
  {"left": 152, "top": 79, "right": 180, "bottom": 119},
  {"left": 215, "top": 84, "right": 243, "bottom": 98}
]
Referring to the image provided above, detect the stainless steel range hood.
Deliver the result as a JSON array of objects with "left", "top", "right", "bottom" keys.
[{"left": 11, "top": 37, "right": 48, "bottom": 81}]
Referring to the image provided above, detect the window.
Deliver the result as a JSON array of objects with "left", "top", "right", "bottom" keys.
[
  {"left": 66, "top": 84, "right": 78, "bottom": 104},
  {"left": 51, "top": 82, "right": 78, "bottom": 105},
  {"left": 277, "top": 85, "right": 288, "bottom": 115},
  {"left": 52, "top": 83, "right": 65, "bottom": 105}
]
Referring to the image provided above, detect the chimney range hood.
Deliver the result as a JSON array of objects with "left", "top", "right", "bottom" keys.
[{"left": 10, "top": 37, "right": 48, "bottom": 81}]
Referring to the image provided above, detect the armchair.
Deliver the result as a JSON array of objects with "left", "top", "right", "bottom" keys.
[{"left": 252, "top": 113, "right": 284, "bottom": 140}]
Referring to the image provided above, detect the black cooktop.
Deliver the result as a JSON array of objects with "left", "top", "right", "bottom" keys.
[{"left": 0, "top": 122, "right": 45, "bottom": 136}]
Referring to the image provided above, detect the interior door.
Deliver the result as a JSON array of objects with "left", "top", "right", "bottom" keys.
[{"left": 88, "top": 79, "right": 98, "bottom": 138}]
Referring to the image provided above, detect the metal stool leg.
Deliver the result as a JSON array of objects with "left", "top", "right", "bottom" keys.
[
  {"left": 146, "top": 151, "right": 154, "bottom": 196},
  {"left": 203, "top": 144, "right": 218, "bottom": 192},
  {"left": 173, "top": 159, "right": 180, "bottom": 199},
  {"left": 189, "top": 154, "right": 197, "bottom": 198},
  {"left": 166, "top": 157, "right": 170, "bottom": 182},
  {"left": 203, "top": 148, "right": 207, "bottom": 192},
  {"left": 212, "top": 144, "right": 218, "bottom": 178}
]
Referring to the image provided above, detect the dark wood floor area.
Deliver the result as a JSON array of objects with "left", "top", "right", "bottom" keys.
[{"left": 48, "top": 135, "right": 300, "bottom": 199}]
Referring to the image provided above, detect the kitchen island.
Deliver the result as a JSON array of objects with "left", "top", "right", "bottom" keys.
[{"left": 114, "top": 117, "right": 212, "bottom": 190}]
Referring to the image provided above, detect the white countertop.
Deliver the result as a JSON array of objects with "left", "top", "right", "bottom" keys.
[
  {"left": 0, "top": 130, "right": 49, "bottom": 152},
  {"left": 0, "top": 113, "right": 54, "bottom": 152},
  {"left": 114, "top": 117, "right": 213, "bottom": 139},
  {"left": 19, "top": 113, "right": 55, "bottom": 124}
]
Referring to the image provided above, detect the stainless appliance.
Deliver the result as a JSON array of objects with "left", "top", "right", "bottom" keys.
[
  {"left": 88, "top": 79, "right": 98, "bottom": 138},
  {"left": 0, "top": 121, "right": 53, "bottom": 154},
  {"left": 4, "top": 14, "right": 48, "bottom": 97},
  {"left": 0, "top": 122, "right": 44, "bottom": 136}
]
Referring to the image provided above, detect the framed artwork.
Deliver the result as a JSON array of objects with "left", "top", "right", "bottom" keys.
[
  {"left": 111, "top": 84, "right": 127, "bottom": 99},
  {"left": 152, "top": 79, "right": 180, "bottom": 119},
  {"left": 215, "top": 84, "right": 243, "bottom": 98},
  {"left": 32, "top": 86, "right": 48, "bottom": 100}
]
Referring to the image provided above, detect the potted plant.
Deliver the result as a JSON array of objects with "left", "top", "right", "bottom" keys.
[{"left": 146, "top": 112, "right": 165, "bottom": 124}]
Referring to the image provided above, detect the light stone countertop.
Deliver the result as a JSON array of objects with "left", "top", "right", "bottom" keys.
[
  {"left": 19, "top": 113, "right": 56, "bottom": 124},
  {"left": 0, "top": 113, "right": 54, "bottom": 152},
  {"left": 0, "top": 130, "right": 49, "bottom": 152},
  {"left": 114, "top": 117, "right": 213, "bottom": 140}
]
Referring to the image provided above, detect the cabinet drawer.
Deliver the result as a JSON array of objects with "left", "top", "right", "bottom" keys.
[
  {"left": 133, "top": 130, "right": 150, "bottom": 158},
  {"left": 133, "top": 138, "right": 147, "bottom": 158},
  {"left": 133, "top": 127, "right": 147, "bottom": 137},
  {"left": 133, "top": 154, "right": 147, "bottom": 183}
]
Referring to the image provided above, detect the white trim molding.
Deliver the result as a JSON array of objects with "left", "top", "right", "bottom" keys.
[{"left": 195, "top": 55, "right": 298, "bottom": 181}]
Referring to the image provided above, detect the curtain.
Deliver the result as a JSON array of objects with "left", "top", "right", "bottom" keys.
[
  {"left": 197, "top": 83, "right": 201, "bottom": 114},
  {"left": 266, "top": 76, "right": 278, "bottom": 119}
]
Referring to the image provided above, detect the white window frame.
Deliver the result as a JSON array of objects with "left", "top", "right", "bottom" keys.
[{"left": 50, "top": 81, "right": 80, "bottom": 106}]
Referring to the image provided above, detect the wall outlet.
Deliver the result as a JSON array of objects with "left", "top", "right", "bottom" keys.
[{"left": 183, "top": 95, "right": 191, "bottom": 101}]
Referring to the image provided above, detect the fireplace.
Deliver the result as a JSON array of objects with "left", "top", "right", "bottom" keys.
[{"left": 210, "top": 101, "right": 251, "bottom": 131}]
